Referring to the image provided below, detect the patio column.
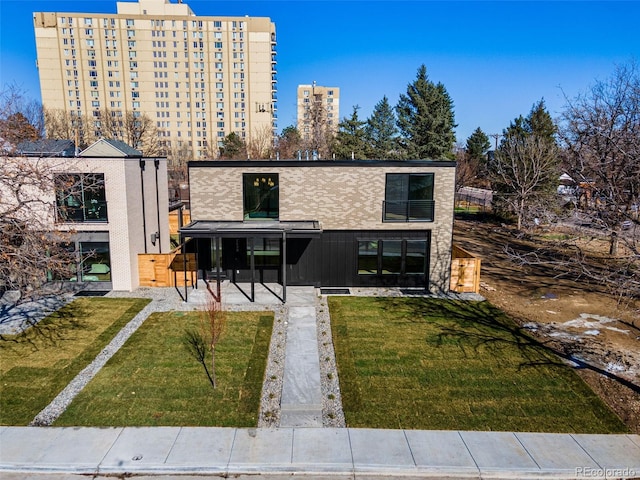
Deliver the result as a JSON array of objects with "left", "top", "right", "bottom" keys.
[
  {"left": 250, "top": 236, "right": 255, "bottom": 302},
  {"left": 282, "top": 230, "right": 287, "bottom": 303}
]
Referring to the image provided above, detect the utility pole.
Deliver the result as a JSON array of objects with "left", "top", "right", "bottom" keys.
[{"left": 490, "top": 133, "right": 502, "bottom": 150}]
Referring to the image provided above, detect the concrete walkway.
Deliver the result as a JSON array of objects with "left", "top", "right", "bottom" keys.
[
  {"left": 1, "top": 426, "right": 639, "bottom": 479},
  {"left": 279, "top": 289, "right": 323, "bottom": 427},
  {"left": 221, "top": 283, "right": 324, "bottom": 427}
]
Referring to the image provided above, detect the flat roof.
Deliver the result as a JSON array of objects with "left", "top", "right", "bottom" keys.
[
  {"left": 180, "top": 220, "right": 321, "bottom": 238},
  {"left": 188, "top": 160, "right": 456, "bottom": 168}
]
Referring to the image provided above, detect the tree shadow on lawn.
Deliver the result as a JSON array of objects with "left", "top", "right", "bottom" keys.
[
  {"left": 0, "top": 299, "right": 86, "bottom": 352},
  {"left": 373, "top": 297, "right": 640, "bottom": 395}
]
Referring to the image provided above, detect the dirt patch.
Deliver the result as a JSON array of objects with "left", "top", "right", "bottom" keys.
[{"left": 454, "top": 217, "right": 640, "bottom": 433}]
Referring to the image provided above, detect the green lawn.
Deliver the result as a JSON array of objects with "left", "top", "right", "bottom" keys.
[
  {"left": 0, "top": 297, "right": 150, "bottom": 425},
  {"left": 329, "top": 296, "right": 628, "bottom": 433},
  {"left": 54, "top": 310, "right": 273, "bottom": 427}
]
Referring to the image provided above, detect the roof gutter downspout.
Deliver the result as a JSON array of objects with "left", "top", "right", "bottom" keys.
[
  {"left": 139, "top": 158, "right": 148, "bottom": 254},
  {"left": 154, "top": 158, "right": 162, "bottom": 252}
]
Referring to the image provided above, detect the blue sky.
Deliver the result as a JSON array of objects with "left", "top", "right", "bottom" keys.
[{"left": 1, "top": 0, "right": 638, "bottom": 143}]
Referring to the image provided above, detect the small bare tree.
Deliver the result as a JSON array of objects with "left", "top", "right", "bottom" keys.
[
  {"left": 183, "top": 295, "right": 226, "bottom": 389},
  {"left": 123, "top": 112, "right": 160, "bottom": 156},
  {"left": 491, "top": 134, "right": 560, "bottom": 229},
  {"left": 246, "top": 125, "right": 275, "bottom": 159}
]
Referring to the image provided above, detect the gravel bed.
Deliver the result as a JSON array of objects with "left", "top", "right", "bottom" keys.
[
  {"left": 316, "top": 295, "right": 346, "bottom": 427},
  {"left": 30, "top": 298, "right": 166, "bottom": 426}
]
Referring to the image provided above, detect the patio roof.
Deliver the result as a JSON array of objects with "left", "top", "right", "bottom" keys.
[{"left": 179, "top": 220, "right": 322, "bottom": 238}]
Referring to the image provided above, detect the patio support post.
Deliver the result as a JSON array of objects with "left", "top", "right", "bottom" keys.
[
  {"left": 250, "top": 236, "right": 255, "bottom": 302},
  {"left": 215, "top": 236, "right": 221, "bottom": 299},
  {"left": 282, "top": 231, "right": 287, "bottom": 303},
  {"left": 183, "top": 242, "right": 188, "bottom": 302}
]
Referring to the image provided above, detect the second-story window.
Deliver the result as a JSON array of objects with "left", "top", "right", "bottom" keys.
[
  {"left": 55, "top": 173, "right": 107, "bottom": 223},
  {"left": 243, "top": 173, "right": 278, "bottom": 220},
  {"left": 383, "top": 173, "right": 434, "bottom": 222}
]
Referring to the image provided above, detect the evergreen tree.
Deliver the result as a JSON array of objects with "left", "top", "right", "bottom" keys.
[
  {"left": 332, "top": 106, "right": 369, "bottom": 160},
  {"left": 395, "top": 65, "right": 456, "bottom": 160},
  {"left": 365, "top": 96, "right": 399, "bottom": 159},
  {"left": 465, "top": 127, "right": 490, "bottom": 162},
  {"left": 218, "top": 132, "right": 246, "bottom": 160},
  {"left": 276, "top": 125, "right": 302, "bottom": 159}
]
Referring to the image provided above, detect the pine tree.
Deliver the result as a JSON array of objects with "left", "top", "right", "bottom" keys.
[
  {"left": 365, "top": 96, "right": 399, "bottom": 159},
  {"left": 395, "top": 65, "right": 456, "bottom": 160},
  {"left": 219, "top": 132, "right": 246, "bottom": 159},
  {"left": 332, "top": 106, "right": 368, "bottom": 160},
  {"left": 465, "top": 127, "right": 490, "bottom": 162}
]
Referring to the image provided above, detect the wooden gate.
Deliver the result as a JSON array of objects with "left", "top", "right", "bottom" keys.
[
  {"left": 450, "top": 245, "right": 481, "bottom": 294},
  {"left": 138, "top": 248, "right": 196, "bottom": 287}
]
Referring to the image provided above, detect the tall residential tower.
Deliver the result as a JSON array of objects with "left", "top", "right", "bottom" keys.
[
  {"left": 33, "top": 0, "right": 277, "bottom": 158},
  {"left": 296, "top": 83, "right": 340, "bottom": 142}
]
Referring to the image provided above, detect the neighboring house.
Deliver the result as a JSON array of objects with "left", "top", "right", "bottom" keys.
[
  {"left": 181, "top": 160, "right": 456, "bottom": 300},
  {"left": 17, "top": 139, "right": 76, "bottom": 158},
  {"left": 19, "top": 138, "right": 170, "bottom": 291}
]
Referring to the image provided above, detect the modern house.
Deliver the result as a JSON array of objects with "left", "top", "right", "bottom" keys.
[
  {"left": 180, "top": 160, "right": 456, "bottom": 300},
  {"left": 18, "top": 138, "right": 170, "bottom": 291}
]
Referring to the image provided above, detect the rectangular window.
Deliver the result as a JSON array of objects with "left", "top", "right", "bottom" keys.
[
  {"left": 249, "top": 238, "right": 281, "bottom": 267},
  {"left": 242, "top": 174, "right": 278, "bottom": 220},
  {"left": 405, "top": 240, "right": 427, "bottom": 274},
  {"left": 358, "top": 239, "right": 427, "bottom": 276},
  {"left": 79, "top": 242, "right": 111, "bottom": 282},
  {"left": 357, "top": 241, "right": 378, "bottom": 275},
  {"left": 55, "top": 173, "right": 107, "bottom": 223},
  {"left": 381, "top": 240, "right": 402, "bottom": 274},
  {"left": 383, "top": 173, "right": 435, "bottom": 222}
]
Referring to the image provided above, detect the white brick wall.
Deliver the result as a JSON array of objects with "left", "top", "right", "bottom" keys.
[{"left": 14, "top": 155, "right": 169, "bottom": 291}]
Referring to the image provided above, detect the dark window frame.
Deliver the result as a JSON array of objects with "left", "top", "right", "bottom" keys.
[
  {"left": 242, "top": 173, "right": 279, "bottom": 221},
  {"left": 357, "top": 239, "right": 428, "bottom": 276},
  {"left": 55, "top": 173, "right": 108, "bottom": 223},
  {"left": 383, "top": 173, "right": 435, "bottom": 222}
]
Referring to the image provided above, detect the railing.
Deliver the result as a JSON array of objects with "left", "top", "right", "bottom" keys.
[
  {"left": 56, "top": 201, "right": 108, "bottom": 223},
  {"left": 383, "top": 200, "right": 435, "bottom": 222}
]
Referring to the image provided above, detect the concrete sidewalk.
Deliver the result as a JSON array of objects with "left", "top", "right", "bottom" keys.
[{"left": 1, "top": 426, "right": 639, "bottom": 479}]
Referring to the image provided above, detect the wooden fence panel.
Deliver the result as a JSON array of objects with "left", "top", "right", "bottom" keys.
[
  {"left": 138, "top": 251, "right": 196, "bottom": 287},
  {"left": 169, "top": 209, "right": 191, "bottom": 235}
]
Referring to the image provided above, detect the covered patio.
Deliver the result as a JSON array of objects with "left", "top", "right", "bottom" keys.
[{"left": 179, "top": 220, "right": 321, "bottom": 303}]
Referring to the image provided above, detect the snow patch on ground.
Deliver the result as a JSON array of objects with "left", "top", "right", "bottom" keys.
[{"left": 559, "top": 313, "right": 629, "bottom": 335}]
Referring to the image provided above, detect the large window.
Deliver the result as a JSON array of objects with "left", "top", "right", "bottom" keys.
[
  {"left": 243, "top": 173, "right": 279, "bottom": 220},
  {"left": 249, "top": 238, "right": 280, "bottom": 267},
  {"left": 358, "top": 239, "right": 428, "bottom": 276},
  {"left": 54, "top": 241, "right": 111, "bottom": 282},
  {"left": 55, "top": 173, "right": 107, "bottom": 223},
  {"left": 79, "top": 242, "right": 111, "bottom": 281},
  {"left": 383, "top": 173, "right": 434, "bottom": 222}
]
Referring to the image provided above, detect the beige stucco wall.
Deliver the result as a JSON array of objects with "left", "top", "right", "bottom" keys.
[{"left": 189, "top": 162, "right": 456, "bottom": 292}]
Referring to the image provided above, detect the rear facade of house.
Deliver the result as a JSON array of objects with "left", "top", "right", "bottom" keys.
[{"left": 182, "top": 160, "right": 456, "bottom": 293}]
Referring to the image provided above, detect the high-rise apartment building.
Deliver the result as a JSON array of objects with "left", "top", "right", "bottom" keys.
[
  {"left": 296, "top": 83, "right": 340, "bottom": 142},
  {"left": 33, "top": 0, "right": 277, "bottom": 158}
]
